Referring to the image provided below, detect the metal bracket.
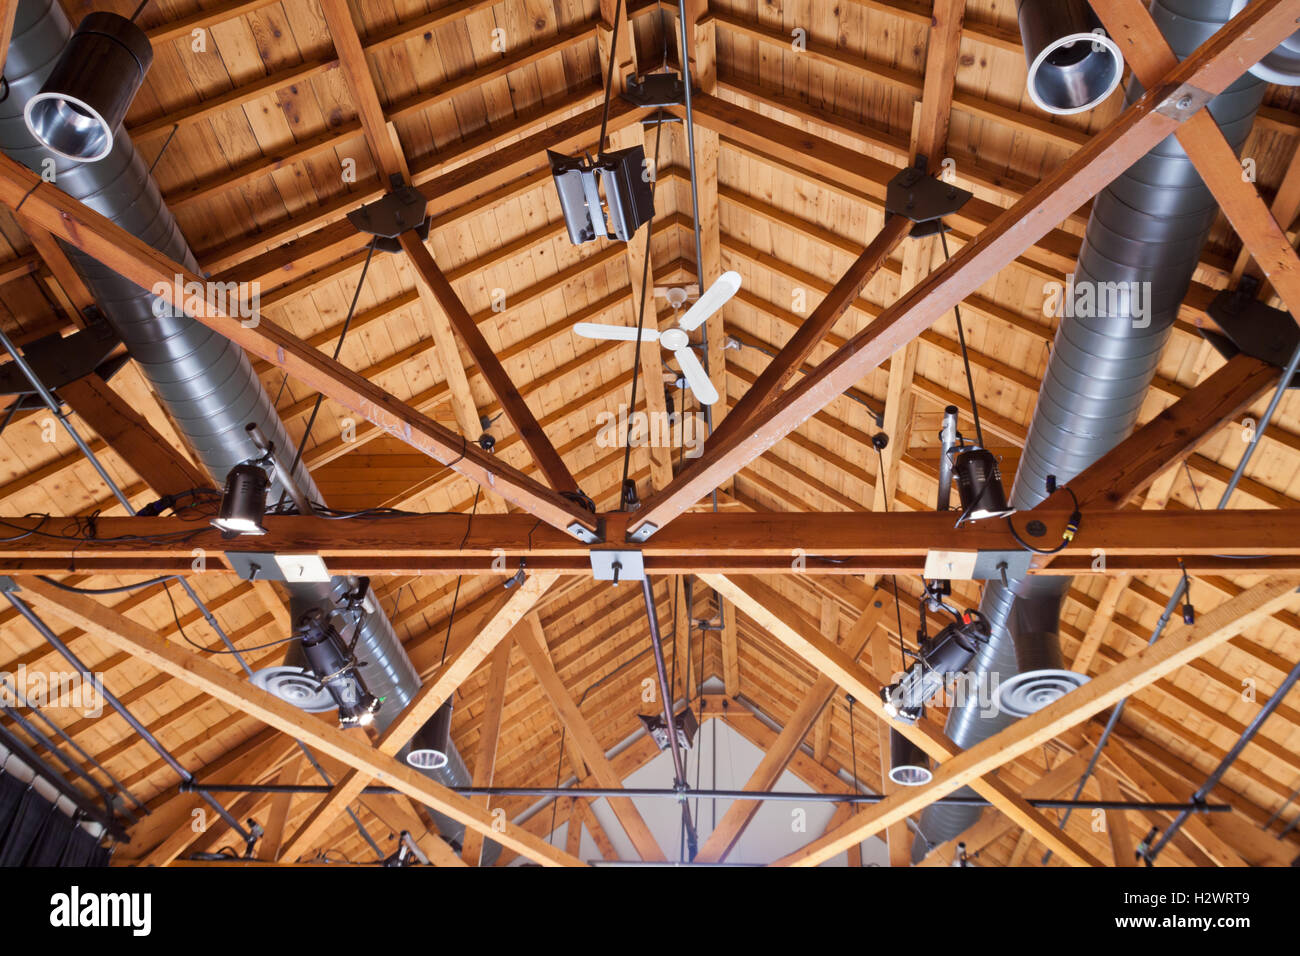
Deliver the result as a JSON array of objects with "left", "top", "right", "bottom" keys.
[
  {"left": 885, "top": 166, "right": 972, "bottom": 226},
  {"left": 223, "top": 552, "right": 283, "bottom": 582},
  {"left": 622, "top": 71, "right": 685, "bottom": 108},
  {"left": 566, "top": 517, "right": 604, "bottom": 544},
  {"left": 626, "top": 521, "right": 657, "bottom": 543},
  {"left": 0, "top": 314, "right": 121, "bottom": 397},
  {"left": 590, "top": 549, "right": 645, "bottom": 583},
  {"left": 0, "top": 576, "right": 18, "bottom": 592},
  {"left": 1203, "top": 279, "right": 1300, "bottom": 387},
  {"left": 346, "top": 184, "right": 431, "bottom": 253},
  {"left": 1155, "top": 83, "right": 1213, "bottom": 122}
]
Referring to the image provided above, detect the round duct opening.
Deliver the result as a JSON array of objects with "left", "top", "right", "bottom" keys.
[
  {"left": 1018, "top": 0, "right": 1123, "bottom": 115},
  {"left": 888, "top": 728, "right": 934, "bottom": 786},
  {"left": 250, "top": 665, "right": 335, "bottom": 713},
  {"left": 404, "top": 699, "right": 453, "bottom": 771},
  {"left": 1229, "top": 0, "right": 1300, "bottom": 86},
  {"left": 996, "top": 668, "right": 1090, "bottom": 717},
  {"left": 23, "top": 12, "right": 154, "bottom": 162}
]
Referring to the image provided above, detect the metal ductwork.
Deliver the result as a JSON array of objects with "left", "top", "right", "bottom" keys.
[
  {"left": 1016, "top": 0, "right": 1124, "bottom": 114},
  {"left": 1, "top": 0, "right": 488, "bottom": 860},
  {"left": 915, "top": 0, "right": 1267, "bottom": 858}
]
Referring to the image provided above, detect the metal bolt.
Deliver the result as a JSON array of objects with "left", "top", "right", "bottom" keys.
[{"left": 1177, "top": 94, "right": 1193, "bottom": 110}]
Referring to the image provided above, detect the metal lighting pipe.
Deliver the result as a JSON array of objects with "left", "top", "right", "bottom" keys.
[
  {"left": 0, "top": 720, "right": 128, "bottom": 840},
  {"left": 2, "top": 589, "right": 251, "bottom": 841},
  {"left": 0, "top": 700, "right": 125, "bottom": 819},
  {"left": 641, "top": 574, "right": 698, "bottom": 858},
  {"left": 1146, "top": 652, "right": 1300, "bottom": 861},
  {"left": 0, "top": 678, "right": 146, "bottom": 812},
  {"left": 186, "top": 781, "right": 1230, "bottom": 812},
  {"left": 1044, "top": 333, "right": 1300, "bottom": 864}
]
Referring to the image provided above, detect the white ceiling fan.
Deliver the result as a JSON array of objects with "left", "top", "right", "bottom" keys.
[{"left": 573, "top": 271, "right": 742, "bottom": 406}]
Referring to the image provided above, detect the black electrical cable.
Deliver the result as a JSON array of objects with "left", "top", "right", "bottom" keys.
[
  {"left": 34, "top": 574, "right": 174, "bottom": 595},
  {"left": 939, "top": 228, "right": 984, "bottom": 450},
  {"left": 873, "top": 442, "right": 910, "bottom": 668},
  {"left": 284, "top": 237, "right": 378, "bottom": 486},
  {"left": 161, "top": 578, "right": 298, "bottom": 655},
  {"left": 619, "top": 116, "right": 666, "bottom": 504},
  {"left": 1005, "top": 486, "right": 1081, "bottom": 555},
  {"left": 596, "top": 0, "right": 625, "bottom": 153}
]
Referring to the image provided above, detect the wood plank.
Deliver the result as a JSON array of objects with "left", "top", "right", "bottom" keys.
[{"left": 461, "top": 635, "right": 513, "bottom": 865}]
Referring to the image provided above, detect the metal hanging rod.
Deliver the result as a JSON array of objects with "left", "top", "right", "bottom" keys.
[{"left": 184, "top": 780, "right": 1229, "bottom": 813}]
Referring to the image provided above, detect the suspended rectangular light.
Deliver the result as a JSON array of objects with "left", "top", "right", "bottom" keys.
[
  {"left": 639, "top": 707, "right": 698, "bottom": 752},
  {"left": 548, "top": 146, "right": 654, "bottom": 245}
]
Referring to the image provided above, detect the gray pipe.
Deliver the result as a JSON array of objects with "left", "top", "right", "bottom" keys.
[
  {"left": 0, "top": 0, "right": 478, "bottom": 855},
  {"left": 914, "top": 0, "right": 1266, "bottom": 858}
]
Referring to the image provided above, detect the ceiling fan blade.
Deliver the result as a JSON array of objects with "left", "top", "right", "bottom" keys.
[
  {"left": 677, "top": 270, "right": 742, "bottom": 332},
  {"left": 573, "top": 322, "right": 658, "bottom": 343},
  {"left": 674, "top": 347, "right": 719, "bottom": 406}
]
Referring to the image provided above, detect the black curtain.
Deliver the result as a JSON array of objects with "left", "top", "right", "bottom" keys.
[{"left": 0, "top": 772, "right": 110, "bottom": 866}]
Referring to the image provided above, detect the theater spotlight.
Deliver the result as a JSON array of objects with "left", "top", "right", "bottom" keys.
[
  {"left": 881, "top": 608, "right": 990, "bottom": 724},
  {"left": 295, "top": 608, "right": 381, "bottom": 729},
  {"left": 953, "top": 447, "right": 1014, "bottom": 522},
  {"left": 211, "top": 462, "right": 270, "bottom": 537},
  {"left": 24, "top": 13, "right": 154, "bottom": 162}
]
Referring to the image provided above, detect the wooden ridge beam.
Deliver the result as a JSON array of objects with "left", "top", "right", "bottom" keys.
[{"left": 624, "top": 0, "right": 1299, "bottom": 540}]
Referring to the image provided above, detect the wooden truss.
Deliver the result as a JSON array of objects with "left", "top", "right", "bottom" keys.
[{"left": 2, "top": 0, "right": 1300, "bottom": 867}]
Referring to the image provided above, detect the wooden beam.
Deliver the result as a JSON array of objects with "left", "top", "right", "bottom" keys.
[
  {"left": 704, "top": 573, "right": 1106, "bottom": 867},
  {"left": 19, "top": 576, "right": 583, "bottom": 866},
  {"left": 461, "top": 636, "right": 513, "bottom": 865},
  {"left": 517, "top": 614, "right": 668, "bottom": 862},
  {"left": 279, "top": 574, "right": 556, "bottom": 861},
  {"left": 58, "top": 374, "right": 208, "bottom": 497},
  {"left": 870, "top": 625, "right": 912, "bottom": 866},
  {"left": 693, "top": 592, "right": 884, "bottom": 862},
  {"left": 811, "top": 597, "right": 839, "bottom": 764},
  {"left": 771, "top": 577, "right": 1299, "bottom": 865},
  {"left": 258, "top": 760, "right": 302, "bottom": 861},
  {"left": 12, "top": 510, "right": 1300, "bottom": 576},
  {"left": 623, "top": 0, "right": 1299, "bottom": 539},
  {"left": 1092, "top": 0, "right": 1300, "bottom": 329},
  {"left": 1041, "top": 354, "right": 1278, "bottom": 510},
  {"left": 398, "top": 233, "right": 578, "bottom": 494},
  {"left": 711, "top": 215, "right": 911, "bottom": 453},
  {"left": 1098, "top": 772, "right": 1138, "bottom": 867},
  {"left": 0, "top": 155, "right": 598, "bottom": 538}
]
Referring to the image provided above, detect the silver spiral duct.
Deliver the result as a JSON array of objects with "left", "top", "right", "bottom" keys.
[
  {"left": 914, "top": 0, "right": 1266, "bottom": 858},
  {"left": 1, "top": 0, "right": 483, "bottom": 857}
]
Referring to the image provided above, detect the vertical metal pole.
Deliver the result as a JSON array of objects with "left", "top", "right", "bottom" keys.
[{"left": 642, "top": 575, "right": 698, "bottom": 859}]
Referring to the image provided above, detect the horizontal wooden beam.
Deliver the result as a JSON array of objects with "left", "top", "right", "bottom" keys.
[{"left": 5, "top": 509, "right": 1300, "bottom": 575}]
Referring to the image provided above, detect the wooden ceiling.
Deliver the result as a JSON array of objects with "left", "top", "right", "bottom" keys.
[{"left": 1, "top": 0, "right": 1299, "bottom": 867}]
